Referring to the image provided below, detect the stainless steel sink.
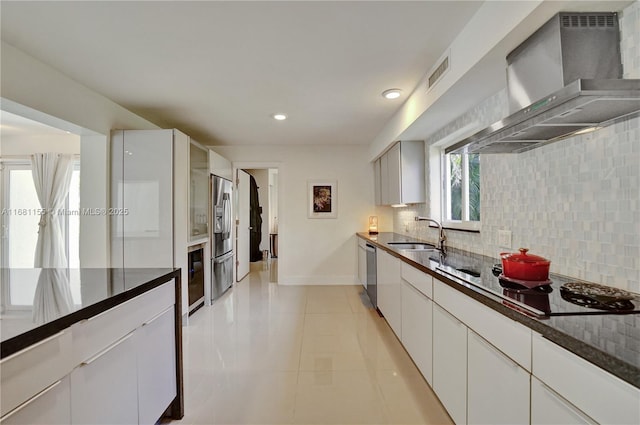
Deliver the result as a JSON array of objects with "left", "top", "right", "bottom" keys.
[{"left": 387, "top": 242, "right": 438, "bottom": 251}]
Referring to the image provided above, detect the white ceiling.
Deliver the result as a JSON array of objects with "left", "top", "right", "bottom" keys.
[{"left": 0, "top": 1, "right": 484, "bottom": 147}]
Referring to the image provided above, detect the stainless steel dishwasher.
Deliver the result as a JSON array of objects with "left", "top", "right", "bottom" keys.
[{"left": 365, "top": 243, "right": 377, "bottom": 308}]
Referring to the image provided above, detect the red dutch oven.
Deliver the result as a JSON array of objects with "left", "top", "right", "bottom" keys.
[{"left": 500, "top": 248, "right": 551, "bottom": 281}]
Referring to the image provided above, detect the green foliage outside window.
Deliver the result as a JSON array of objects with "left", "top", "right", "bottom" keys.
[{"left": 447, "top": 153, "right": 480, "bottom": 222}]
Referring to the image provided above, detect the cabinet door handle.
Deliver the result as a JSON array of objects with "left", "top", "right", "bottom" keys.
[
  {"left": 81, "top": 332, "right": 134, "bottom": 366},
  {"left": 142, "top": 306, "right": 173, "bottom": 327},
  {"left": 0, "top": 380, "right": 62, "bottom": 422},
  {"left": 0, "top": 331, "right": 65, "bottom": 363}
]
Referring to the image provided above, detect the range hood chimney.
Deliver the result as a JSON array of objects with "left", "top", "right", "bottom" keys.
[{"left": 447, "top": 12, "right": 640, "bottom": 155}]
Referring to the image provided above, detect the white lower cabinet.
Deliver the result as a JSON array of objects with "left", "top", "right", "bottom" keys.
[
  {"left": 0, "top": 376, "right": 70, "bottom": 425},
  {"left": 0, "top": 330, "right": 73, "bottom": 418},
  {"left": 377, "top": 259, "right": 639, "bottom": 425},
  {"left": 377, "top": 249, "right": 402, "bottom": 338},
  {"left": 400, "top": 280, "right": 433, "bottom": 385},
  {"left": 137, "top": 306, "right": 177, "bottom": 425},
  {"left": 433, "top": 303, "right": 467, "bottom": 425},
  {"left": 467, "top": 330, "right": 530, "bottom": 425},
  {"left": 71, "top": 332, "right": 139, "bottom": 425},
  {"left": 531, "top": 377, "right": 596, "bottom": 424},
  {"left": 532, "top": 333, "right": 640, "bottom": 425}
]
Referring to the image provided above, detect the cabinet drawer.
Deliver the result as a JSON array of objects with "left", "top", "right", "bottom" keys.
[
  {"left": 71, "top": 332, "right": 138, "bottom": 425},
  {"left": 72, "top": 281, "right": 174, "bottom": 364},
  {"left": 532, "top": 333, "right": 640, "bottom": 425},
  {"left": 0, "top": 331, "right": 73, "bottom": 417},
  {"left": 433, "top": 278, "right": 531, "bottom": 370},
  {"left": 0, "top": 375, "right": 71, "bottom": 425},
  {"left": 401, "top": 263, "right": 432, "bottom": 299}
]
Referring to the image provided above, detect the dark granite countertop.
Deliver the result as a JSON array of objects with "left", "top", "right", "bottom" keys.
[
  {"left": 0, "top": 268, "right": 180, "bottom": 359},
  {"left": 358, "top": 232, "right": 640, "bottom": 389}
]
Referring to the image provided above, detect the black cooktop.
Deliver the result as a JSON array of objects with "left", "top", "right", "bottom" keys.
[{"left": 435, "top": 262, "right": 640, "bottom": 318}]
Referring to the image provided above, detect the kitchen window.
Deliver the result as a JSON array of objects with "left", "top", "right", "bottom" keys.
[
  {"left": 1, "top": 160, "right": 82, "bottom": 310},
  {"left": 428, "top": 122, "right": 481, "bottom": 232},
  {"left": 442, "top": 152, "right": 480, "bottom": 224}
]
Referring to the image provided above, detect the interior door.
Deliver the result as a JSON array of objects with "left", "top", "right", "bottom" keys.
[{"left": 236, "top": 170, "right": 250, "bottom": 281}]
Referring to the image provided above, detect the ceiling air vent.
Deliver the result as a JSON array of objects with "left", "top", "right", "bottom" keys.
[
  {"left": 428, "top": 55, "right": 449, "bottom": 90},
  {"left": 561, "top": 13, "right": 616, "bottom": 28}
]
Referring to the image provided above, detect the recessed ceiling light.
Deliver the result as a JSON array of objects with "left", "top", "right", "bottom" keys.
[
  {"left": 272, "top": 113, "right": 287, "bottom": 121},
  {"left": 382, "top": 89, "right": 402, "bottom": 100}
]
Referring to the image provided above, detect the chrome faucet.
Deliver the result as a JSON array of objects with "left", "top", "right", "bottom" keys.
[{"left": 414, "top": 217, "right": 446, "bottom": 254}]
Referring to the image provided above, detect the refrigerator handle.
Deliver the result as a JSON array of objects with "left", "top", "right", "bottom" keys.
[{"left": 223, "top": 193, "right": 232, "bottom": 238}]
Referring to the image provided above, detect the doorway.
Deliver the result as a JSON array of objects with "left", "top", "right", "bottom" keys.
[{"left": 235, "top": 166, "right": 279, "bottom": 283}]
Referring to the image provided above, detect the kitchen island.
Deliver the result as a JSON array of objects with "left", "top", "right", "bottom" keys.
[
  {"left": 359, "top": 232, "right": 639, "bottom": 424},
  {"left": 0, "top": 268, "right": 183, "bottom": 424}
]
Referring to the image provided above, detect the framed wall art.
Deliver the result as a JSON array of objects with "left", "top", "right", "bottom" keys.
[{"left": 308, "top": 180, "right": 337, "bottom": 219}]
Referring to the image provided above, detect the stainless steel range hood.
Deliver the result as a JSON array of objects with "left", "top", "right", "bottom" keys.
[{"left": 447, "top": 12, "right": 640, "bottom": 155}]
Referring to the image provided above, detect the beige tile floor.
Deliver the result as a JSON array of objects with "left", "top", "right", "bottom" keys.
[{"left": 166, "top": 260, "right": 452, "bottom": 425}]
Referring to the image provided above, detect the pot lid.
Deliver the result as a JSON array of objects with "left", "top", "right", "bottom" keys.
[{"left": 500, "top": 248, "right": 549, "bottom": 264}]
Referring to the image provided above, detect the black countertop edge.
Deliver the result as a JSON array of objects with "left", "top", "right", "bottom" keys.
[
  {"left": 0, "top": 268, "right": 181, "bottom": 360},
  {"left": 357, "top": 233, "right": 640, "bottom": 389}
]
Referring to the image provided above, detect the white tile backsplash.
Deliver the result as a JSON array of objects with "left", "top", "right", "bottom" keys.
[{"left": 394, "top": 2, "right": 640, "bottom": 293}]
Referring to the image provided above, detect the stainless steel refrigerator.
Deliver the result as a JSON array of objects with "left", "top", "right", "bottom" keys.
[{"left": 210, "top": 175, "right": 233, "bottom": 301}]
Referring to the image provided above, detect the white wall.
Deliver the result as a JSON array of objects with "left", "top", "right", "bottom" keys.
[
  {"left": 214, "top": 145, "right": 392, "bottom": 285},
  {"left": 1, "top": 134, "right": 81, "bottom": 155}
]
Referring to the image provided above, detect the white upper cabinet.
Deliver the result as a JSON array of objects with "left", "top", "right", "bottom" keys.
[
  {"left": 386, "top": 143, "right": 402, "bottom": 205},
  {"left": 373, "top": 158, "right": 381, "bottom": 206},
  {"left": 110, "top": 129, "right": 189, "bottom": 269},
  {"left": 189, "top": 141, "right": 209, "bottom": 241},
  {"left": 375, "top": 140, "right": 425, "bottom": 206}
]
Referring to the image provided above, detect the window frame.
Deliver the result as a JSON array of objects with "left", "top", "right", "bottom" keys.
[
  {"left": 428, "top": 122, "right": 482, "bottom": 232},
  {"left": 441, "top": 152, "right": 481, "bottom": 231}
]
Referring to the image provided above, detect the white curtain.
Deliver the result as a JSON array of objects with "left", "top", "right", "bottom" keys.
[
  {"left": 32, "top": 268, "right": 74, "bottom": 324},
  {"left": 31, "top": 153, "right": 74, "bottom": 268}
]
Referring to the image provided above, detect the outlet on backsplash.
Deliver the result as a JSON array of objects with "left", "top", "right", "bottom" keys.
[{"left": 498, "top": 230, "right": 512, "bottom": 249}]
